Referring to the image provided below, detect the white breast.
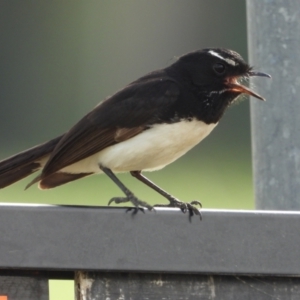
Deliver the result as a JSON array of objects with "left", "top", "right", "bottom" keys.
[
  {"left": 100, "top": 119, "right": 217, "bottom": 172},
  {"left": 61, "top": 119, "right": 217, "bottom": 174}
]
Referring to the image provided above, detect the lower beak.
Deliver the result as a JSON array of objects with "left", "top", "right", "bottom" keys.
[{"left": 227, "top": 71, "right": 271, "bottom": 101}]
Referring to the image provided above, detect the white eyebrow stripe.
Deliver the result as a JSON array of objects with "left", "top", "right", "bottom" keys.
[{"left": 208, "top": 50, "right": 236, "bottom": 66}]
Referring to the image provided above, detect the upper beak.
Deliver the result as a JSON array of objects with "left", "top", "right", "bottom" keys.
[
  {"left": 248, "top": 71, "right": 272, "bottom": 79},
  {"left": 226, "top": 71, "right": 271, "bottom": 101}
]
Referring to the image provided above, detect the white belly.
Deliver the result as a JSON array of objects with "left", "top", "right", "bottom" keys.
[{"left": 61, "top": 119, "right": 217, "bottom": 174}]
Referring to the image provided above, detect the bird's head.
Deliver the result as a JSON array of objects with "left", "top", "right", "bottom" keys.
[
  {"left": 169, "top": 48, "right": 271, "bottom": 123},
  {"left": 174, "top": 48, "right": 270, "bottom": 102}
]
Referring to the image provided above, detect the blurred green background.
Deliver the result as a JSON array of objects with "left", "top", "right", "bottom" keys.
[{"left": 0, "top": 1, "right": 256, "bottom": 299}]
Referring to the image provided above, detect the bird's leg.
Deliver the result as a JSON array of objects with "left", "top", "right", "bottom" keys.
[
  {"left": 130, "top": 171, "right": 202, "bottom": 219},
  {"left": 100, "top": 165, "right": 153, "bottom": 213}
]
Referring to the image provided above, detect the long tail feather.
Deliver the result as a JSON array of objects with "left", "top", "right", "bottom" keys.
[{"left": 0, "top": 135, "right": 63, "bottom": 188}]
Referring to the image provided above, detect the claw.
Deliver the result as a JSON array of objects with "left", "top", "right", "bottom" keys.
[
  {"left": 190, "top": 200, "right": 202, "bottom": 208},
  {"left": 126, "top": 207, "right": 146, "bottom": 214},
  {"left": 108, "top": 195, "right": 153, "bottom": 213},
  {"left": 188, "top": 205, "right": 202, "bottom": 221},
  {"left": 154, "top": 198, "right": 202, "bottom": 220},
  {"left": 108, "top": 197, "right": 129, "bottom": 206}
]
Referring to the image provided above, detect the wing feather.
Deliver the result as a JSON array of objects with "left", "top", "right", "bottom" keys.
[{"left": 41, "top": 77, "right": 179, "bottom": 178}]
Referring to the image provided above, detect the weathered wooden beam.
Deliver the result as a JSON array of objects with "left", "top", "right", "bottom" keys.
[
  {"left": 75, "top": 272, "right": 300, "bottom": 300},
  {"left": 0, "top": 275, "right": 48, "bottom": 300}
]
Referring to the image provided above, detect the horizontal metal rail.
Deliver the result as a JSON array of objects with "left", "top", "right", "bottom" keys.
[{"left": 0, "top": 204, "right": 299, "bottom": 275}]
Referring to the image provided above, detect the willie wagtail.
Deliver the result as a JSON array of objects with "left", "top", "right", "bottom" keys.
[{"left": 0, "top": 48, "right": 270, "bottom": 217}]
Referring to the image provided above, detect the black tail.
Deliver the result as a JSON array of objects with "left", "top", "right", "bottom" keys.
[{"left": 0, "top": 135, "right": 63, "bottom": 188}]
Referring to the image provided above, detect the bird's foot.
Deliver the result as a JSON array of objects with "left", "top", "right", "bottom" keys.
[
  {"left": 108, "top": 194, "right": 153, "bottom": 214},
  {"left": 154, "top": 198, "right": 202, "bottom": 220}
]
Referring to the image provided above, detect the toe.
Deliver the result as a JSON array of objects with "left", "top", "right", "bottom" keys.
[{"left": 190, "top": 200, "right": 202, "bottom": 208}]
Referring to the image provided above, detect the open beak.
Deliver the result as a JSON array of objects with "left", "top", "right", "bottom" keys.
[{"left": 226, "top": 71, "right": 271, "bottom": 101}]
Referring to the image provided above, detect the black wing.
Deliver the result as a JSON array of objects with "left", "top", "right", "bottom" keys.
[{"left": 41, "top": 77, "right": 180, "bottom": 178}]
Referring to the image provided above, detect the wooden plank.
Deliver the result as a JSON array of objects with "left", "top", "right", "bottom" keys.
[
  {"left": 75, "top": 272, "right": 300, "bottom": 300},
  {"left": 0, "top": 276, "right": 48, "bottom": 300}
]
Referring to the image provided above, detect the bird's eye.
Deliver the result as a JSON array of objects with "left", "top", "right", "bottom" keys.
[{"left": 213, "top": 63, "right": 226, "bottom": 75}]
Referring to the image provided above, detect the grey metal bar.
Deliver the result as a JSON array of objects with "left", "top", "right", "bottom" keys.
[
  {"left": 0, "top": 204, "right": 300, "bottom": 275},
  {"left": 247, "top": 1, "right": 300, "bottom": 209}
]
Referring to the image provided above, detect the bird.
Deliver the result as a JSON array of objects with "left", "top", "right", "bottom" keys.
[{"left": 0, "top": 48, "right": 270, "bottom": 218}]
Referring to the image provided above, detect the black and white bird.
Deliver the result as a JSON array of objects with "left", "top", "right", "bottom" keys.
[{"left": 0, "top": 48, "right": 270, "bottom": 217}]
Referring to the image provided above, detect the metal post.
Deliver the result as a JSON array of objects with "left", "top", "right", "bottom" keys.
[{"left": 247, "top": 1, "right": 300, "bottom": 210}]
